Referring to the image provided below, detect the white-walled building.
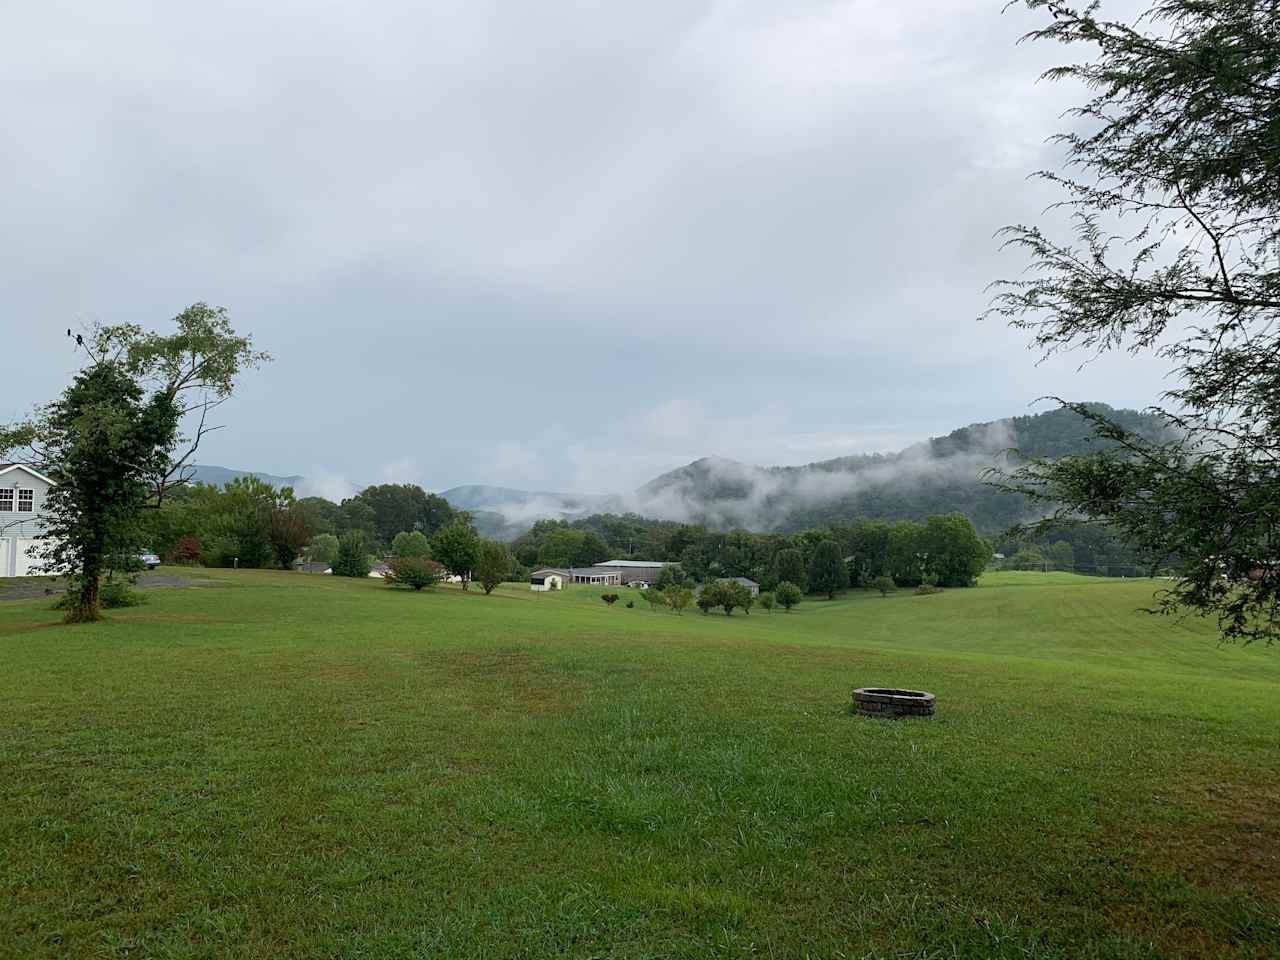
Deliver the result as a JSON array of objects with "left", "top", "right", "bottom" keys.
[{"left": 0, "top": 464, "right": 56, "bottom": 578}]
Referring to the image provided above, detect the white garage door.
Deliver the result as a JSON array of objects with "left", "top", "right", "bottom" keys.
[
  {"left": 15, "top": 539, "right": 42, "bottom": 576},
  {"left": 0, "top": 538, "right": 11, "bottom": 578}
]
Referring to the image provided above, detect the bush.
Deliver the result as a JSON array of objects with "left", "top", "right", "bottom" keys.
[
  {"left": 601, "top": 593, "right": 620, "bottom": 605},
  {"left": 695, "top": 591, "right": 716, "bottom": 614},
  {"left": 475, "top": 541, "right": 512, "bottom": 595},
  {"left": 53, "top": 579, "right": 145, "bottom": 611},
  {"left": 775, "top": 581, "right": 802, "bottom": 611},
  {"left": 625, "top": 600, "right": 634, "bottom": 608},
  {"left": 172, "top": 535, "right": 202, "bottom": 565},
  {"left": 759, "top": 591, "right": 775, "bottom": 613},
  {"left": 332, "top": 532, "right": 372, "bottom": 578},
  {"left": 384, "top": 556, "right": 444, "bottom": 591},
  {"left": 871, "top": 575, "right": 897, "bottom": 598},
  {"left": 643, "top": 589, "right": 668, "bottom": 612},
  {"left": 915, "top": 583, "right": 943, "bottom": 596}
]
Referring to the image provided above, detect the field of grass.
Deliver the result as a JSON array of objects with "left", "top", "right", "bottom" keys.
[{"left": 1, "top": 570, "right": 1277, "bottom": 959}]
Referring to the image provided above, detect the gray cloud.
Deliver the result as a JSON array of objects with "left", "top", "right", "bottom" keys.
[{"left": 1, "top": 0, "right": 1164, "bottom": 496}]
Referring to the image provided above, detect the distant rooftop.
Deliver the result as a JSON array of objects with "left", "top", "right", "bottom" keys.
[{"left": 600, "top": 559, "right": 670, "bottom": 568}]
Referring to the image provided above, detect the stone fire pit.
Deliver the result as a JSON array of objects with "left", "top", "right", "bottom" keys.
[{"left": 852, "top": 687, "right": 936, "bottom": 718}]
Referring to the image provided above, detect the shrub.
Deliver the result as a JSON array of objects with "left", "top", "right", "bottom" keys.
[
  {"left": 872, "top": 575, "right": 897, "bottom": 598},
  {"left": 625, "top": 600, "right": 635, "bottom": 608},
  {"left": 475, "top": 541, "right": 512, "bottom": 595},
  {"left": 53, "top": 579, "right": 145, "bottom": 611},
  {"left": 602, "top": 593, "right": 621, "bottom": 605},
  {"left": 643, "top": 589, "right": 668, "bottom": 612},
  {"left": 695, "top": 591, "right": 716, "bottom": 614},
  {"left": 172, "top": 535, "right": 202, "bottom": 565},
  {"left": 775, "top": 581, "right": 802, "bottom": 611},
  {"left": 759, "top": 591, "right": 775, "bottom": 613},
  {"left": 384, "top": 556, "right": 444, "bottom": 591},
  {"left": 332, "top": 532, "right": 372, "bottom": 578},
  {"left": 915, "top": 583, "right": 943, "bottom": 596}
]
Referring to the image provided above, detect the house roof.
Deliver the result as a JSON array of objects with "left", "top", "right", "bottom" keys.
[
  {"left": 530, "top": 568, "right": 570, "bottom": 577},
  {"left": 722, "top": 576, "right": 759, "bottom": 586},
  {"left": 0, "top": 463, "right": 56, "bottom": 486},
  {"left": 599, "top": 559, "right": 670, "bottom": 568}
]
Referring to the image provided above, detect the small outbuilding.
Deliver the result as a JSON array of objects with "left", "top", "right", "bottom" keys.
[{"left": 531, "top": 568, "right": 568, "bottom": 592}]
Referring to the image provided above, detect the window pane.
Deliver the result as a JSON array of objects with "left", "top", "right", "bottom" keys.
[
  {"left": 17, "top": 489, "right": 34, "bottom": 511},
  {"left": 0, "top": 490, "right": 12, "bottom": 511}
]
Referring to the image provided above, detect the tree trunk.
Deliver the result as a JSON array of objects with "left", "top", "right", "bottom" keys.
[{"left": 66, "top": 574, "right": 102, "bottom": 623}]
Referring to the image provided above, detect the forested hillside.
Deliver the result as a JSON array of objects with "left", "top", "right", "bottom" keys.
[{"left": 636, "top": 404, "right": 1174, "bottom": 535}]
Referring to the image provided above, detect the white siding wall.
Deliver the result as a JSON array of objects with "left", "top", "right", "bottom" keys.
[{"left": 0, "top": 468, "right": 54, "bottom": 577}]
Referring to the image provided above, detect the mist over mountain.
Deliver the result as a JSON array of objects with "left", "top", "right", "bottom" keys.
[{"left": 446, "top": 404, "right": 1174, "bottom": 537}]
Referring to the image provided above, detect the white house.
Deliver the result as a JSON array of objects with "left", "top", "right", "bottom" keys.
[{"left": 0, "top": 463, "right": 56, "bottom": 578}]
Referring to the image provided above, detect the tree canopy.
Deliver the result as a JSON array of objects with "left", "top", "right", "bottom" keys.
[{"left": 990, "top": 0, "right": 1280, "bottom": 643}]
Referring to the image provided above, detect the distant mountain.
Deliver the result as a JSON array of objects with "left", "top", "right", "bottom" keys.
[
  {"left": 633, "top": 404, "right": 1175, "bottom": 534},
  {"left": 189, "top": 464, "right": 305, "bottom": 489}
]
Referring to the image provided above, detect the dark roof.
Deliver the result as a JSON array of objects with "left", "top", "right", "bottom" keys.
[{"left": 723, "top": 577, "right": 759, "bottom": 586}]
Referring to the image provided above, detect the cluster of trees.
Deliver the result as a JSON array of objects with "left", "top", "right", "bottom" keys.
[
  {"left": 138, "top": 476, "right": 521, "bottom": 595},
  {"left": 517, "top": 512, "right": 991, "bottom": 592}
]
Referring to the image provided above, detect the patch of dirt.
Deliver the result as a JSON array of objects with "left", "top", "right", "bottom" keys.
[
  {"left": 431, "top": 649, "right": 584, "bottom": 716},
  {"left": 1146, "top": 782, "right": 1280, "bottom": 902},
  {"left": 1104, "top": 781, "right": 1280, "bottom": 959}
]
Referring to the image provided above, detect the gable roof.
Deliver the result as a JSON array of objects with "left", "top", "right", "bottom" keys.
[
  {"left": 0, "top": 463, "right": 55, "bottom": 486},
  {"left": 600, "top": 559, "right": 670, "bottom": 568}
]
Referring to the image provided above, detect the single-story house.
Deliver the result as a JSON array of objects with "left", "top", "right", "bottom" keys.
[
  {"left": 720, "top": 576, "right": 760, "bottom": 597},
  {"left": 598, "top": 559, "right": 670, "bottom": 586},
  {"left": 0, "top": 463, "right": 56, "bottom": 578},
  {"left": 530, "top": 566, "right": 623, "bottom": 591}
]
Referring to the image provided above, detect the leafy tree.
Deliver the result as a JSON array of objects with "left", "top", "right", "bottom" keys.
[
  {"left": 269, "top": 501, "right": 311, "bottom": 569},
  {"left": 332, "top": 531, "right": 372, "bottom": 578},
  {"left": 384, "top": 556, "right": 444, "bottom": 591},
  {"left": 307, "top": 533, "right": 340, "bottom": 565},
  {"left": 1045, "top": 540, "right": 1075, "bottom": 572},
  {"left": 296, "top": 497, "right": 343, "bottom": 537},
  {"left": 695, "top": 590, "right": 716, "bottom": 615},
  {"left": 1011, "top": 545, "right": 1048, "bottom": 571},
  {"left": 643, "top": 588, "right": 669, "bottom": 612},
  {"left": 871, "top": 575, "right": 897, "bottom": 598},
  {"left": 337, "top": 498, "right": 378, "bottom": 541},
  {"left": 920, "top": 514, "right": 989, "bottom": 587},
  {"left": 758, "top": 591, "right": 775, "bottom": 614},
  {"left": 431, "top": 521, "right": 480, "bottom": 590},
  {"left": 989, "top": 0, "right": 1280, "bottom": 643},
  {"left": 772, "top": 548, "right": 808, "bottom": 593},
  {"left": 475, "top": 540, "right": 512, "bottom": 595},
  {"left": 775, "top": 581, "right": 802, "bottom": 611},
  {"left": 391, "top": 530, "right": 432, "bottom": 559},
  {"left": 702, "top": 580, "right": 749, "bottom": 616},
  {"left": 666, "top": 585, "right": 693, "bottom": 615},
  {"left": 653, "top": 563, "right": 691, "bottom": 591},
  {"left": 808, "top": 540, "right": 846, "bottom": 599},
  {"left": 0, "top": 305, "right": 264, "bottom": 621},
  {"left": 353, "top": 484, "right": 463, "bottom": 545}
]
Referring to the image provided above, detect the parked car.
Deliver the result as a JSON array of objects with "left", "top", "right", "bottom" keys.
[{"left": 137, "top": 552, "right": 161, "bottom": 571}]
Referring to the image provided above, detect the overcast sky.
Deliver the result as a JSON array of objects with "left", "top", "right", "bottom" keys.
[{"left": 1, "top": 0, "right": 1167, "bottom": 498}]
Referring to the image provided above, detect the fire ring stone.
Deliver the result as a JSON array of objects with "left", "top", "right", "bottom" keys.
[{"left": 852, "top": 687, "right": 936, "bottom": 718}]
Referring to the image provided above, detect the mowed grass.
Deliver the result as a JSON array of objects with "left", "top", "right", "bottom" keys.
[{"left": 1, "top": 571, "right": 1277, "bottom": 959}]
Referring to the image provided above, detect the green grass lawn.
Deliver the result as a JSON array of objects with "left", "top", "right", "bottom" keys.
[{"left": 1, "top": 571, "right": 1277, "bottom": 959}]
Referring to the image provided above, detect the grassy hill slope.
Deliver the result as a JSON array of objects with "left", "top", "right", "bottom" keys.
[{"left": 1, "top": 570, "right": 1274, "bottom": 958}]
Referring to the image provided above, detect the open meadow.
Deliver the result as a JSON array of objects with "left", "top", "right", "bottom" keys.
[{"left": 1, "top": 571, "right": 1277, "bottom": 959}]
